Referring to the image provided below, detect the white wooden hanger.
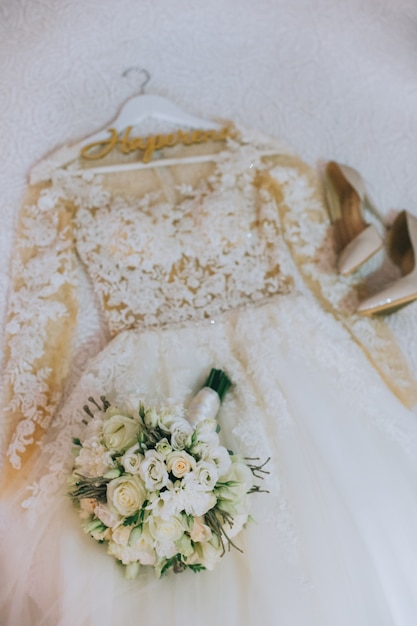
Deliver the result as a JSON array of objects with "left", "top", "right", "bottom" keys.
[
  {"left": 31, "top": 69, "right": 282, "bottom": 181},
  {"left": 56, "top": 69, "right": 223, "bottom": 172}
]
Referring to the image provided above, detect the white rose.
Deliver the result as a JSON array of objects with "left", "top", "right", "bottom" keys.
[
  {"left": 121, "top": 445, "right": 144, "bottom": 475},
  {"left": 139, "top": 450, "right": 169, "bottom": 490},
  {"left": 194, "top": 460, "right": 219, "bottom": 490},
  {"left": 148, "top": 515, "right": 185, "bottom": 542},
  {"left": 107, "top": 475, "right": 146, "bottom": 517},
  {"left": 166, "top": 450, "right": 196, "bottom": 478},
  {"left": 102, "top": 414, "right": 139, "bottom": 452},
  {"left": 169, "top": 419, "right": 193, "bottom": 450}
]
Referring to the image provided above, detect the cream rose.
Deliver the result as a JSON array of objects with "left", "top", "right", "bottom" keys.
[
  {"left": 190, "top": 516, "right": 213, "bottom": 542},
  {"left": 107, "top": 475, "right": 146, "bottom": 517},
  {"left": 102, "top": 414, "right": 139, "bottom": 452},
  {"left": 166, "top": 450, "right": 196, "bottom": 478}
]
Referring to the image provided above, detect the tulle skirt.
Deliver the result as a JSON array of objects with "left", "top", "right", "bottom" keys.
[{"left": 2, "top": 293, "right": 417, "bottom": 626}]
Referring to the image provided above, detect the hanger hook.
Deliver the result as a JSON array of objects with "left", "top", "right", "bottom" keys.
[{"left": 122, "top": 67, "right": 151, "bottom": 95}]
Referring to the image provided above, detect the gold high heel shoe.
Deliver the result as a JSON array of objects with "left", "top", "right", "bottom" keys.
[
  {"left": 357, "top": 210, "right": 417, "bottom": 316},
  {"left": 323, "top": 161, "right": 383, "bottom": 275}
]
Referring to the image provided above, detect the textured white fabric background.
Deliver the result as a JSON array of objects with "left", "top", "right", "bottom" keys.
[{"left": 1, "top": 0, "right": 417, "bottom": 365}]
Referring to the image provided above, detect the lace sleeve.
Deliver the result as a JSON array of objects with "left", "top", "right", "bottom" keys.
[
  {"left": 260, "top": 158, "right": 417, "bottom": 409},
  {"left": 1, "top": 181, "right": 78, "bottom": 474}
]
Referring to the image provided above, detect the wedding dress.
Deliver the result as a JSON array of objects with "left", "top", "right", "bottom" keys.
[{"left": 2, "top": 122, "right": 417, "bottom": 626}]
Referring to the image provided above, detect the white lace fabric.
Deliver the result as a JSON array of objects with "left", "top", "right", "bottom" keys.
[
  {"left": 73, "top": 140, "right": 294, "bottom": 334},
  {"left": 2, "top": 124, "right": 416, "bottom": 475}
]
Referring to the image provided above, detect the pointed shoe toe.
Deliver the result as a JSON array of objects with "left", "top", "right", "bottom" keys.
[{"left": 357, "top": 211, "right": 417, "bottom": 316}]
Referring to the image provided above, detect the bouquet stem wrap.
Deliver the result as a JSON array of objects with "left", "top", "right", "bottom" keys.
[{"left": 187, "top": 369, "right": 231, "bottom": 426}]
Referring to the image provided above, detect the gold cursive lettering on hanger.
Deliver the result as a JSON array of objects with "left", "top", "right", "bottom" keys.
[{"left": 80, "top": 125, "right": 236, "bottom": 163}]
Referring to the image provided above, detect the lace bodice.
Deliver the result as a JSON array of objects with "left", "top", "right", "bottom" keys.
[
  {"left": 72, "top": 138, "right": 294, "bottom": 333},
  {"left": 2, "top": 123, "right": 417, "bottom": 476}
]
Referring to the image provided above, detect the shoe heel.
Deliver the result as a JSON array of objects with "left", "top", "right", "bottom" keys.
[{"left": 357, "top": 211, "right": 417, "bottom": 316}]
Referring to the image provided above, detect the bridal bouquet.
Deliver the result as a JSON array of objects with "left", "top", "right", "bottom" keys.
[{"left": 69, "top": 369, "right": 269, "bottom": 578}]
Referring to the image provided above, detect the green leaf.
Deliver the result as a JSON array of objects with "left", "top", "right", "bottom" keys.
[
  {"left": 160, "top": 556, "right": 176, "bottom": 576},
  {"left": 187, "top": 563, "right": 206, "bottom": 573},
  {"left": 72, "top": 437, "right": 82, "bottom": 446},
  {"left": 123, "top": 510, "right": 140, "bottom": 526}
]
